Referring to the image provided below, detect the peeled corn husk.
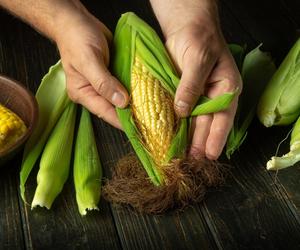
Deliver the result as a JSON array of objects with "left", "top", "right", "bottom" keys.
[
  {"left": 226, "top": 44, "right": 276, "bottom": 158},
  {"left": 20, "top": 61, "right": 71, "bottom": 201},
  {"left": 21, "top": 62, "right": 103, "bottom": 214},
  {"left": 31, "top": 102, "right": 77, "bottom": 209},
  {"left": 267, "top": 116, "right": 300, "bottom": 170}
]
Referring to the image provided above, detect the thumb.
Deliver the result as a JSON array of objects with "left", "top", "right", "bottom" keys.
[
  {"left": 174, "top": 48, "right": 216, "bottom": 117},
  {"left": 81, "top": 53, "right": 129, "bottom": 108}
]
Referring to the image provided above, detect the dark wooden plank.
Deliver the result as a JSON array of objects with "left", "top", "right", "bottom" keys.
[
  {"left": 20, "top": 176, "right": 121, "bottom": 250},
  {"left": 84, "top": 1, "right": 221, "bottom": 248},
  {"left": 87, "top": 0, "right": 300, "bottom": 249},
  {"left": 250, "top": 121, "right": 300, "bottom": 213},
  {"left": 0, "top": 10, "right": 26, "bottom": 250},
  {"left": 0, "top": 10, "right": 122, "bottom": 250},
  {"left": 195, "top": 1, "right": 300, "bottom": 248},
  {"left": 221, "top": 0, "right": 299, "bottom": 62},
  {"left": 221, "top": 0, "right": 300, "bottom": 216},
  {"left": 2, "top": 0, "right": 300, "bottom": 249},
  {"left": 202, "top": 153, "right": 300, "bottom": 249},
  {"left": 0, "top": 158, "right": 24, "bottom": 250},
  {"left": 236, "top": 0, "right": 300, "bottom": 216},
  {"left": 95, "top": 121, "right": 218, "bottom": 250},
  {"left": 278, "top": 0, "right": 300, "bottom": 27}
]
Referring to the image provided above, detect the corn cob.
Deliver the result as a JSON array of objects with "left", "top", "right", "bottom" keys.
[
  {"left": 257, "top": 38, "right": 300, "bottom": 127},
  {"left": 131, "top": 56, "right": 176, "bottom": 165},
  {"left": 31, "top": 101, "right": 77, "bottom": 209},
  {"left": 112, "top": 13, "right": 236, "bottom": 187},
  {"left": 74, "top": 107, "right": 102, "bottom": 215},
  {"left": 0, "top": 104, "right": 27, "bottom": 153}
]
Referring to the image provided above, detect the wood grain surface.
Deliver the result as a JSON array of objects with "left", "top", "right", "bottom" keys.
[{"left": 0, "top": 0, "right": 300, "bottom": 249}]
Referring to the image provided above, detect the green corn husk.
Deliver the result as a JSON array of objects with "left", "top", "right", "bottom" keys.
[
  {"left": 113, "top": 12, "right": 236, "bottom": 186},
  {"left": 226, "top": 44, "right": 276, "bottom": 158},
  {"left": 257, "top": 38, "right": 300, "bottom": 127},
  {"left": 74, "top": 107, "right": 102, "bottom": 216},
  {"left": 20, "top": 61, "right": 71, "bottom": 201},
  {"left": 31, "top": 102, "right": 77, "bottom": 209},
  {"left": 267, "top": 116, "right": 300, "bottom": 170}
]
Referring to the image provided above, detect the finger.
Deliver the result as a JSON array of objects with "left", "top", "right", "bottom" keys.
[
  {"left": 174, "top": 46, "right": 217, "bottom": 117},
  {"left": 98, "top": 22, "right": 113, "bottom": 42},
  {"left": 188, "top": 114, "right": 213, "bottom": 159},
  {"left": 67, "top": 77, "right": 122, "bottom": 130},
  {"left": 205, "top": 50, "right": 241, "bottom": 159},
  {"left": 205, "top": 99, "right": 238, "bottom": 160},
  {"left": 80, "top": 88, "right": 123, "bottom": 130},
  {"left": 80, "top": 52, "right": 129, "bottom": 108}
]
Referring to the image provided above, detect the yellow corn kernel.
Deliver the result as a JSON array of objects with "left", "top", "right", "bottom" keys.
[
  {"left": 131, "top": 56, "right": 176, "bottom": 164},
  {"left": 0, "top": 104, "right": 27, "bottom": 152}
]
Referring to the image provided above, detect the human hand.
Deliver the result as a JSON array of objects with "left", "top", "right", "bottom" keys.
[
  {"left": 55, "top": 7, "right": 129, "bottom": 130},
  {"left": 151, "top": 0, "right": 242, "bottom": 160},
  {"left": 0, "top": 0, "right": 128, "bottom": 129}
]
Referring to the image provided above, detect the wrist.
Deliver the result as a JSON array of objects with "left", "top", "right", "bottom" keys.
[
  {"left": 150, "top": 0, "right": 220, "bottom": 37},
  {"left": 48, "top": 0, "right": 90, "bottom": 42}
]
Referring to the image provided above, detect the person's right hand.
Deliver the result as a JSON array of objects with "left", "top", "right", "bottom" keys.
[{"left": 55, "top": 9, "right": 129, "bottom": 130}]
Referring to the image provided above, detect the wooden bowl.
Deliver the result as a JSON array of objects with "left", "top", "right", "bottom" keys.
[{"left": 0, "top": 75, "right": 38, "bottom": 166}]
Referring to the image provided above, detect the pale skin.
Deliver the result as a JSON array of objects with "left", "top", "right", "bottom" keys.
[{"left": 0, "top": 0, "right": 242, "bottom": 160}]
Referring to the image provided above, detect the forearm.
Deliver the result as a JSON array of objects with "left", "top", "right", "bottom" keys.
[
  {"left": 150, "top": 0, "right": 219, "bottom": 36},
  {"left": 0, "top": 0, "right": 88, "bottom": 40}
]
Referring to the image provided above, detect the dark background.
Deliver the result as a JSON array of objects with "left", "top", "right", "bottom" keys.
[{"left": 1, "top": 0, "right": 300, "bottom": 249}]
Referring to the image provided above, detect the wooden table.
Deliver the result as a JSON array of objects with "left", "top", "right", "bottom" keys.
[{"left": 1, "top": 0, "right": 300, "bottom": 249}]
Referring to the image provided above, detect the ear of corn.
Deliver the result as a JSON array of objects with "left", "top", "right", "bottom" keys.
[
  {"left": 20, "top": 61, "right": 70, "bottom": 201},
  {"left": 0, "top": 104, "right": 27, "bottom": 153},
  {"left": 267, "top": 116, "right": 300, "bottom": 170},
  {"left": 31, "top": 102, "right": 77, "bottom": 209},
  {"left": 257, "top": 38, "right": 300, "bottom": 127},
  {"left": 113, "top": 12, "right": 236, "bottom": 185},
  {"left": 226, "top": 44, "right": 276, "bottom": 158},
  {"left": 74, "top": 107, "right": 102, "bottom": 216}
]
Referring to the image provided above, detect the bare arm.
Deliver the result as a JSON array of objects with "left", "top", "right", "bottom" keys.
[
  {"left": 0, "top": 0, "right": 129, "bottom": 129},
  {"left": 0, "top": 0, "right": 83, "bottom": 40}
]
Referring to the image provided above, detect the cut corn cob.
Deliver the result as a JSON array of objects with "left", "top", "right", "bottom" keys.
[
  {"left": 32, "top": 102, "right": 77, "bottom": 209},
  {"left": 113, "top": 12, "right": 237, "bottom": 185},
  {"left": 74, "top": 107, "right": 102, "bottom": 216},
  {"left": 0, "top": 104, "right": 27, "bottom": 153},
  {"left": 257, "top": 38, "right": 300, "bottom": 127}
]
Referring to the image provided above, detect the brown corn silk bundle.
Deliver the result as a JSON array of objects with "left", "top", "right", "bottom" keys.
[{"left": 103, "top": 12, "right": 236, "bottom": 213}]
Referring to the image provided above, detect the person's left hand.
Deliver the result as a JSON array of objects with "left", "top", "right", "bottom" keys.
[{"left": 151, "top": 0, "right": 242, "bottom": 160}]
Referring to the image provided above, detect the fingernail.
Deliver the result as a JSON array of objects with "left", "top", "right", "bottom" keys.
[
  {"left": 206, "top": 154, "right": 217, "bottom": 160},
  {"left": 112, "top": 92, "right": 125, "bottom": 107},
  {"left": 175, "top": 100, "right": 190, "bottom": 117},
  {"left": 206, "top": 149, "right": 219, "bottom": 160}
]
